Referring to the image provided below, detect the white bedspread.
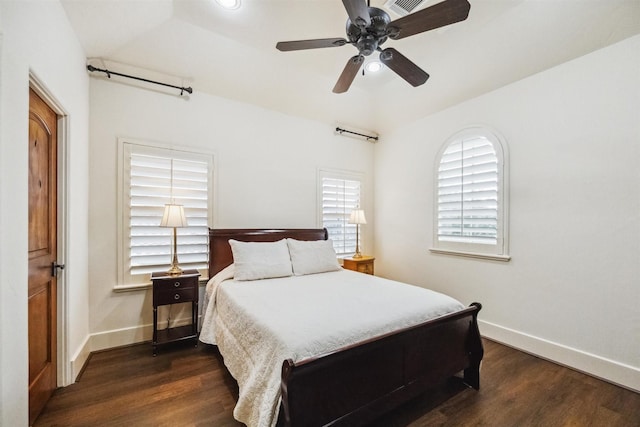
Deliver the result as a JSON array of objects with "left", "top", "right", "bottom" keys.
[{"left": 200, "top": 267, "right": 465, "bottom": 427}]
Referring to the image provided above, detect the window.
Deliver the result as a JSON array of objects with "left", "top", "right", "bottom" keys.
[
  {"left": 117, "top": 140, "right": 214, "bottom": 289},
  {"left": 431, "top": 127, "right": 510, "bottom": 261},
  {"left": 318, "top": 170, "right": 364, "bottom": 257}
]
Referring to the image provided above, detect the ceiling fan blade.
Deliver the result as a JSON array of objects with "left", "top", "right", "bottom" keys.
[
  {"left": 276, "top": 38, "right": 348, "bottom": 51},
  {"left": 379, "top": 48, "right": 429, "bottom": 87},
  {"left": 342, "top": 0, "right": 371, "bottom": 28},
  {"left": 333, "top": 55, "right": 364, "bottom": 94},
  {"left": 387, "top": 0, "right": 470, "bottom": 40}
]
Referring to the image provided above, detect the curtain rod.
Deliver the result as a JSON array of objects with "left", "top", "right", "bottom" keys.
[
  {"left": 335, "top": 127, "right": 379, "bottom": 141},
  {"left": 86, "top": 65, "right": 193, "bottom": 96}
]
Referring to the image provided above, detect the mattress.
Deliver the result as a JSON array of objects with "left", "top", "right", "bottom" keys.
[{"left": 200, "top": 266, "right": 465, "bottom": 427}]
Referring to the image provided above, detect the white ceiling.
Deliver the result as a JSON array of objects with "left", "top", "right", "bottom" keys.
[{"left": 62, "top": 0, "right": 640, "bottom": 133}]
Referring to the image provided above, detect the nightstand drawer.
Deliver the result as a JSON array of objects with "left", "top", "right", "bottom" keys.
[
  {"left": 153, "top": 276, "right": 198, "bottom": 292},
  {"left": 343, "top": 256, "right": 375, "bottom": 275},
  {"left": 154, "top": 287, "right": 197, "bottom": 306},
  {"left": 356, "top": 262, "right": 374, "bottom": 275}
]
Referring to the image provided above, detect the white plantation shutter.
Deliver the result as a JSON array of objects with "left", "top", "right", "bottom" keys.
[
  {"left": 438, "top": 136, "right": 498, "bottom": 244},
  {"left": 320, "top": 172, "right": 362, "bottom": 256},
  {"left": 433, "top": 128, "right": 509, "bottom": 259},
  {"left": 120, "top": 142, "right": 213, "bottom": 286}
]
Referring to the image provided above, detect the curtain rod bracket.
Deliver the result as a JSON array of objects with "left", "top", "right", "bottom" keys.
[{"left": 87, "top": 64, "right": 192, "bottom": 96}]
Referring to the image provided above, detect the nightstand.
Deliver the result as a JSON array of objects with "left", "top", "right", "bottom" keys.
[
  {"left": 343, "top": 256, "right": 375, "bottom": 275},
  {"left": 151, "top": 269, "right": 200, "bottom": 356}
]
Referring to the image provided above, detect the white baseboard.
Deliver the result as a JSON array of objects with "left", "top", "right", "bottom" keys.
[
  {"left": 70, "top": 317, "right": 197, "bottom": 381},
  {"left": 479, "top": 319, "right": 640, "bottom": 392},
  {"left": 69, "top": 335, "right": 91, "bottom": 383},
  {"left": 71, "top": 317, "right": 640, "bottom": 393},
  {"left": 89, "top": 323, "right": 153, "bottom": 353}
]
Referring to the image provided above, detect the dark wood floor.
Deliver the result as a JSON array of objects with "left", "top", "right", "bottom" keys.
[{"left": 34, "top": 339, "right": 640, "bottom": 426}]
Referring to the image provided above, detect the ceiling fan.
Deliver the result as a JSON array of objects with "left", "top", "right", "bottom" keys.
[{"left": 276, "top": 0, "right": 471, "bottom": 93}]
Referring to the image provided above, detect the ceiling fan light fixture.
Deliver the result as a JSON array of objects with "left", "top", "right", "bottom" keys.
[
  {"left": 365, "top": 61, "right": 383, "bottom": 73},
  {"left": 215, "top": 0, "right": 241, "bottom": 10},
  {"left": 356, "top": 35, "right": 378, "bottom": 56}
]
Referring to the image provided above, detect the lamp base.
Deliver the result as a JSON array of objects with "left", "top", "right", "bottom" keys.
[
  {"left": 353, "top": 224, "right": 363, "bottom": 258},
  {"left": 167, "top": 264, "right": 183, "bottom": 276},
  {"left": 167, "top": 234, "right": 182, "bottom": 276}
]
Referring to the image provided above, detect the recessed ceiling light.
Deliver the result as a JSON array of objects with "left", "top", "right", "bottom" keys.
[
  {"left": 215, "top": 0, "right": 241, "bottom": 10},
  {"left": 365, "top": 61, "right": 383, "bottom": 73}
]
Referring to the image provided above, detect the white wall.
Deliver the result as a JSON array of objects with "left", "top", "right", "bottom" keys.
[
  {"left": 0, "top": 1, "right": 90, "bottom": 425},
  {"left": 87, "top": 78, "right": 375, "bottom": 350},
  {"left": 2, "top": 7, "right": 635, "bottom": 427},
  {"left": 374, "top": 35, "right": 640, "bottom": 391}
]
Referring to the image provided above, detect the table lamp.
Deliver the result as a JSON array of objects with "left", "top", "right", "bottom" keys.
[
  {"left": 348, "top": 209, "right": 367, "bottom": 259},
  {"left": 160, "top": 203, "right": 188, "bottom": 275}
]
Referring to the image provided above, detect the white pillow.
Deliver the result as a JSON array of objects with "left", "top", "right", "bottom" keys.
[
  {"left": 286, "top": 238, "right": 341, "bottom": 275},
  {"left": 229, "top": 239, "right": 293, "bottom": 281}
]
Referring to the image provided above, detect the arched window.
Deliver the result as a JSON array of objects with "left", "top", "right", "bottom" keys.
[{"left": 431, "top": 127, "right": 510, "bottom": 261}]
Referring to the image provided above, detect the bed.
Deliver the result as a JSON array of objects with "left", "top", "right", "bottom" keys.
[{"left": 201, "top": 228, "right": 483, "bottom": 427}]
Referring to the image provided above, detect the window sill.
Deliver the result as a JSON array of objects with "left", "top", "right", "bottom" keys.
[
  {"left": 429, "top": 248, "right": 511, "bottom": 262},
  {"left": 113, "top": 277, "right": 209, "bottom": 293},
  {"left": 113, "top": 283, "right": 152, "bottom": 293}
]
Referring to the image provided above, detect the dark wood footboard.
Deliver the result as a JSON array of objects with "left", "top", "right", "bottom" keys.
[{"left": 279, "top": 302, "right": 483, "bottom": 426}]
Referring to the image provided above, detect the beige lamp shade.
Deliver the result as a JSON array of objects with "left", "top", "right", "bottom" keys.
[
  {"left": 348, "top": 209, "right": 367, "bottom": 225},
  {"left": 160, "top": 204, "right": 188, "bottom": 228}
]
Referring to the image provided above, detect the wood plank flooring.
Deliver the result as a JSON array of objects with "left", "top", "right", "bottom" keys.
[{"left": 34, "top": 339, "right": 640, "bottom": 426}]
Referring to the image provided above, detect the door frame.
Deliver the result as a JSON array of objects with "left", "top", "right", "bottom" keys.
[{"left": 29, "top": 72, "right": 72, "bottom": 387}]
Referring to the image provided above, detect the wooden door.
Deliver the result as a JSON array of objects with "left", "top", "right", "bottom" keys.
[{"left": 28, "top": 88, "right": 58, "bottom": 424}]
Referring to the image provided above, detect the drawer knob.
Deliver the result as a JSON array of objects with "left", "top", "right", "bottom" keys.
[
  {"left": 174, "top": 281, "right": 181, "bottom": 287},
  {"left": 174, "top": 294, "right": 180, "bottom": 300}
]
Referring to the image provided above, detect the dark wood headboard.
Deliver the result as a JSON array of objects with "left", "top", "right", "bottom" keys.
[{"left": 208, "top": 228, "right": 328, "bottom": 276}]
